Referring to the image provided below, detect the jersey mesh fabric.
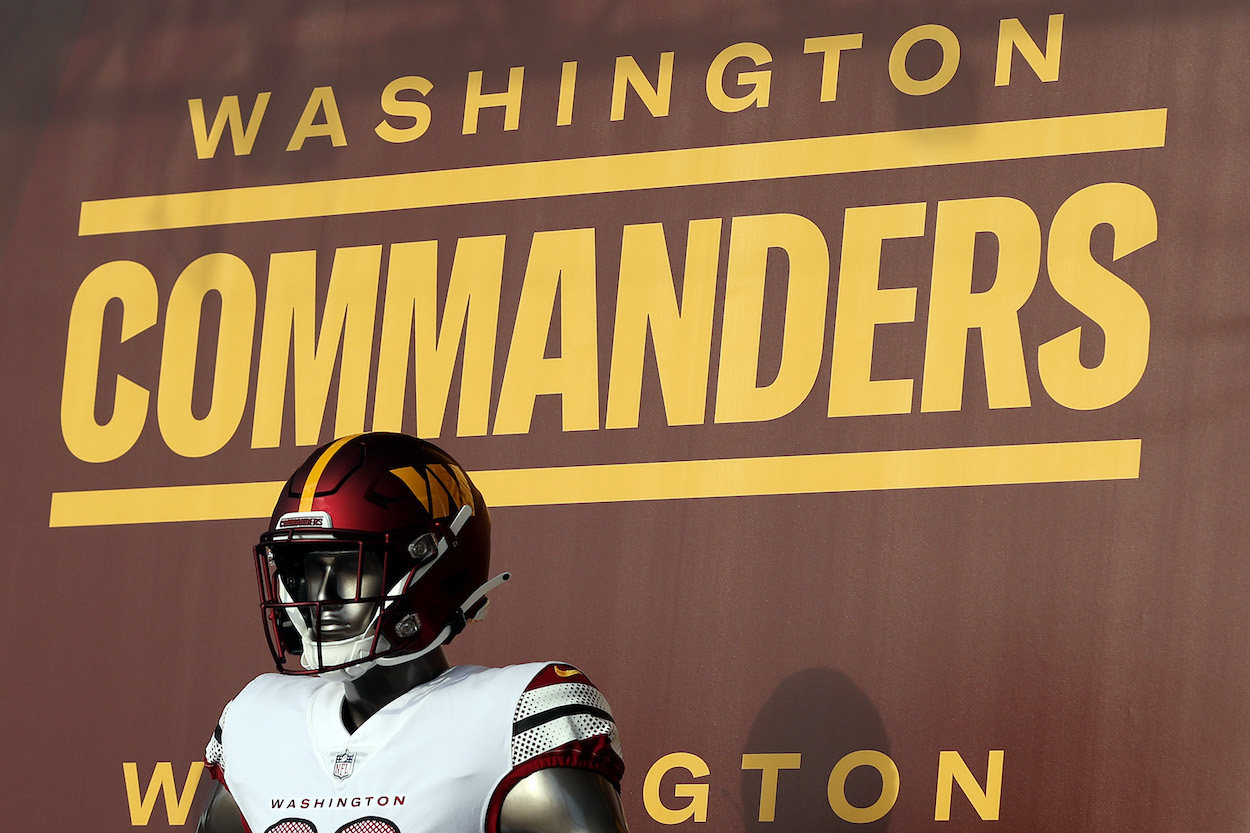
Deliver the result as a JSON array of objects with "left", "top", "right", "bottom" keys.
[
  {"left": 336, "top": 818, "right": 400, "bottom": 833},
  {"left": 205, "top": 701, "right": 232, "bottom": 784},
  {"left": 264, "top": 820, "right": 315, "bottom": 833},
  {"left": 483, "top": 664, "right": 624, "bottom": 833}
]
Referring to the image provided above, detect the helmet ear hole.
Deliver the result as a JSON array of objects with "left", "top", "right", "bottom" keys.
[{"left": 440, "top": 567, "right": 472, "bottom": 598}]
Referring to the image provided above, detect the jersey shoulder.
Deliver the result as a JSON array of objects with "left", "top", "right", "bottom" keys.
[
  {"left": 204, "top": 673, "right": 324, "bottom": 781},
  {"left": 509, "top": 662, "right": 623, "bottom": 776},
  {"left": 484, "top": 662, "right": 625, "bottom": 833}
]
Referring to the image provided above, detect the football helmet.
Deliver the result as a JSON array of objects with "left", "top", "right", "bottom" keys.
[{"left": 255, "top": 433, "right": 509, "bottom": 679}]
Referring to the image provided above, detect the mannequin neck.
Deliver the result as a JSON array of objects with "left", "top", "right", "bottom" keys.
[{"left": 340, "top": 647, "right": 451, "bottom": 733}]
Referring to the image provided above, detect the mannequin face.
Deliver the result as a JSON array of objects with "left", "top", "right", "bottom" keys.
[{"left": 302, "top": 549, "right": 385, "bottom": 641}]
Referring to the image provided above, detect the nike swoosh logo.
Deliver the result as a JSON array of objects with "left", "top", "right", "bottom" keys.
[{"left": 553, "top": 666, "right": 582, "bottom": 678}]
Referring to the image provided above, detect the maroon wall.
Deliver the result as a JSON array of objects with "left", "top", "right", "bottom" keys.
[{"left": 2, "top": 2, "right": 1248, "bottom": 832}]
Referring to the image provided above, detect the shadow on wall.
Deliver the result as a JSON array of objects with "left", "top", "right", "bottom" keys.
[{"left": 741, "top": 668, "right": 890, "bottom": 833}]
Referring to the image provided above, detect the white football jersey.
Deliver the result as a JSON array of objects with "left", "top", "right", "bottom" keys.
[{"left": 205, "top": 662, "right": 622, "bottom": 833}]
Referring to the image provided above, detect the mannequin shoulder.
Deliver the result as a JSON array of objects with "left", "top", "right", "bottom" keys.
[{"left": 499, "top": 768, "right": 629, "bottom": 833}]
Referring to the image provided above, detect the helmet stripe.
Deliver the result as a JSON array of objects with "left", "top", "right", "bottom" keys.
[{"left": 298, "top": 434, "right": 362, "bottom": 511}]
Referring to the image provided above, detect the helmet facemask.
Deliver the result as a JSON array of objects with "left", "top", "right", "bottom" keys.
[
  {"left": 260, "top": 536, "right": 380, "bottom": 678},
  {"left": 255, "top": 433, "right": 509, "bottom": 679},
  {"left": 256, "top": 505, "right": 506, "bottom": 679}
]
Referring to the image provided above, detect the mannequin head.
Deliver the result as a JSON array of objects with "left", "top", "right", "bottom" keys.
[
  {"left": 299, "top": 548, "right": 384, "bottom": 641},
  {"left": 255, "top": 432, "right": 507, "bottom": 679}
]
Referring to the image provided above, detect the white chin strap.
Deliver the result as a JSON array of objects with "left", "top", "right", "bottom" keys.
[
  {"left": 279, "top": 570, "right": 512, "bottom": 680},
  {"left": 375, "top": 571, "right": 511, "bottom": 668},
  {"left": 276, "top": 583, "right": 386, "bottom": 679},
  {"left": 278, "top": 505, "right": 512, "bottom": 679}
]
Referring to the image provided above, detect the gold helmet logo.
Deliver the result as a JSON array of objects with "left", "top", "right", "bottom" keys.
[{"left": 389, "top": 464, "right": 473, "bottom": 521}]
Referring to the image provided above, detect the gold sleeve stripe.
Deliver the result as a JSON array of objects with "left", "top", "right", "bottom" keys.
[{"left": 298, "top": 434, "right": 362, "bottom": 512}]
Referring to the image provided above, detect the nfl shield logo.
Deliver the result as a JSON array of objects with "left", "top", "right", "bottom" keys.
[{"left": 333, "top": 750, "right": 355, "bottom": 781}]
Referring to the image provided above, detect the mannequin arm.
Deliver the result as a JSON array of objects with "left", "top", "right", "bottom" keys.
[
  {"left": 196, "top": 782, "right": 246, "bottom": 833},
  {"left": 499, "top": 768, "right": 629, "bottom": 833}
]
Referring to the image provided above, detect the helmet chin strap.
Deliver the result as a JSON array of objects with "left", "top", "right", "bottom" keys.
[
  {"left": 278, "top": 571, "right": 513, "bottom": 678},
  {"left": 375, "top": 571, "right": 511, "bottom": 668},
  {"left": 276, "top": 583, "right": 385, "bottom": 676},
  {"left": 275, "top": 506, "right": 508, "bottom": 679}
]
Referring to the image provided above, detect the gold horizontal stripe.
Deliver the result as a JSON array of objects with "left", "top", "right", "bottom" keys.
[
  {"left": 49, "top": 480, "right": 287, "bottom": 527},
  {"left": 48, "top": 440, "right": 1140, "bottom": 527},
  {"left": 78, "top": 109, "right": 1167, "bottom": 236},
  {"left": 472, "top": 439, "right": 1142, "bottom": 505}
]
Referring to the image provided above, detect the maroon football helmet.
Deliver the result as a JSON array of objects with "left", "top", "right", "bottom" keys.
[{"left": 255, "top": 433, "right": 507, "bottom": 677}]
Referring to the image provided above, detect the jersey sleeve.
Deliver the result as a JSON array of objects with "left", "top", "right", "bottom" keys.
[
  {"left": 485, "top": 663, "right": 625, "bottom": 832},
  {"left": 204, "top": 699, "right": 233, "bottom": 786},
  {"left": 510, "top": 663, "right": 624, "bottom": 781}
]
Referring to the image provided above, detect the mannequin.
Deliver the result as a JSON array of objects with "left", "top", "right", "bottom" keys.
[
  {"left": 197, "top": 433, "right": 630, "bottom": 833},
  {"left": 197, "top": 648, "right": 629, "bottom": 833}
]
